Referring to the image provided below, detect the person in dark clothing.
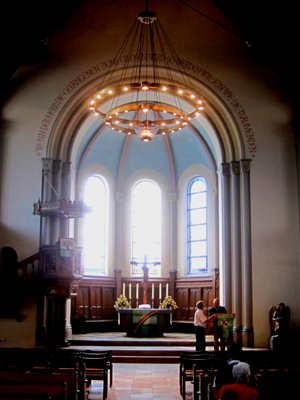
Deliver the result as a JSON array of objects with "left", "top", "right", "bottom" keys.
[{"left": 209, "top": 298, "right": 227, "bottom": 316}]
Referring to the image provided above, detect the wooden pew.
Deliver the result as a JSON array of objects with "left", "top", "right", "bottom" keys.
[
  {"left": 180, "top": 353, "right": 212, "bottom": 400},
  {"left": 80, "top": 350, "right": 113, "bottom": 388},
  {"left": 0, "top": 371, "right": 79, "bottom": 400},
  {"left": 79, "top": 357, "right": 108, "bottom": 400}
]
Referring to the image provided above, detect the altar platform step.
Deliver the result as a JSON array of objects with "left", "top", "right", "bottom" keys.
[{"left": 68, "top": 332, "right": 215, "bottom": 363}]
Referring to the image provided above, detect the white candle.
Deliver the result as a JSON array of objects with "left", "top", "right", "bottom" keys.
[
  {"left": 159, "top": 283, "right": 162, "bottom": 298},
  {"left": 123, "top": 283, "right": 125, "bottom": 296},
  {"left": 166, "top": 283, "right": 169, "bottom": 297},
  {"left": 129, "top": 283, "right": 131, "bottom": 298},
  {"left": 136, "top": 283, "right": 139, "bottom": 299},
  {"left": 152, "top": 283, "right": 154, "bottom": 298}
]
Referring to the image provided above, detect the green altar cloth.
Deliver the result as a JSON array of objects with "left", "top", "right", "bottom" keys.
[{"left": 118, "top": 308, "right": 172, "bottom": 337}]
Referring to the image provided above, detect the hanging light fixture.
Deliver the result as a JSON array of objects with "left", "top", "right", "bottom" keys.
[{"left": 89, "top": 1, "right": 205, "bottom": 142}]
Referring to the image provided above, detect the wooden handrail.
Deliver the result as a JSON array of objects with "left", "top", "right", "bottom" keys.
[{"left": 17, "top": 252, "right": 40, "bottom": 281}]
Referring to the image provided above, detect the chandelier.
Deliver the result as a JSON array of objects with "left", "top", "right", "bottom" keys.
[{"left": 89, "top": 2, "right": 205, "bottom": 142}]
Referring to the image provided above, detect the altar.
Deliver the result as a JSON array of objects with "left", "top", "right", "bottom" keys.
[{"left": 118, "top": 309, "right": 172, "bottom": 337}]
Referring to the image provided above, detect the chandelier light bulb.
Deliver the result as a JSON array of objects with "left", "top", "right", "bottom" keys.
[
  {"left": 141, "top": 81, "right": 150, "bottom": 90},
  {"left": 89, "top": 8, "right": 206, "bottom": 141}
]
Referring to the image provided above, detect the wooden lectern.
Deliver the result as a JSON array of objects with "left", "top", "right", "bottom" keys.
[{"left": 213, "top": 313, "right": 235, "bottom": 351}]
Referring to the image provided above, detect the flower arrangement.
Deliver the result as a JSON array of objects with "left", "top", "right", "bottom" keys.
[
  {"left": 161, "top": 295, "right": 178, "bottom": 310},
  {"left": 114, "top": 294, "right": 130, "bottom": 310}
]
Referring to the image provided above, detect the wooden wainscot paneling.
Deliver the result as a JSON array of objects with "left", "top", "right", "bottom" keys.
[
  {"left": 76, "top": 276, "right": 116, "bottom": 321},
  {"left": 174, "top": 276, "right": 214, "bottom": 321}
]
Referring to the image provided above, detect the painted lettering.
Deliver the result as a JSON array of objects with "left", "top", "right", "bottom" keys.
[{"left": 35, "top": 53, "right": 257, "bottom": 157}]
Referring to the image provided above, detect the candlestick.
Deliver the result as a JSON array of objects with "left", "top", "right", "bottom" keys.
[
  {"left": 136, "top": 283, "right": 139, "bottom": 299},
  {"left": 129, "top": 283, "right": 131, "bottom": 298},
  {"left": 166, "top": 283, "right": 169, "bottom": 297},
  {"left": 123, "top": 283, "right": 125, "bottom": 296},
  {"left": 159, "top": 283, "right": 162, "bottom": 299},
  {"left": 152, "top": 283, "right": 154, "bottom": 298}
]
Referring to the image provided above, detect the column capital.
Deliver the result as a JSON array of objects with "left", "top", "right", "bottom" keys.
[
  {"left": 212, "top": 184, "right": 218, "bottom": 196},
  {"left": 169, "top": 192, "right": 177, "bottom": 202},
  {"left": 231, "top": 161, "right": 240, "bottom": 175},
  {"left": 42, "top": 158, "right": 52, "bottom": 172},
  {"left": 220, "top": 163, "right": 231, "bottom": 177},
  {"left": 52, "top": 160, "right": 62, "bottom": 174},
  {"left": 62, "top": 161, "right": 71, "bottom": 175},
  {"left": 116, "top": 192, "right": 124, "bottom": 202},
  {"left": 241, "top": 159, "right": 251, "bottom": 173}
]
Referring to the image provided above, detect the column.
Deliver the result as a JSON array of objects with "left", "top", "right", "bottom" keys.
[
  {"left": 169, "top": 192, "right": 178, "bottom": 271},
  {"left": 212, "top": 184, "right": 219, "bottom": 299},
  {"left": 231, "top": 161, "right": 242, "bottom": 344},
  {"left": 241, "top": 159, "right": 254, "bottom": 347},
  {"left": 60, "top": 161, "right": 71, "bottom": 238},
  {"left": 169, "top": 270, "right": 177, "bottom": 299},
  {"left": 115, "top": 191, "right": 124, "bottom": 270},
  {"left": 220, "top": 163, "right": 232, "bottom": 312},
  {"left": 40, "top": 158, "right": 52, "bottom": 246},
  {"left": 114, "top": 269, "right": 122, "bottom": 299},
  {"left": 50, "top": 160, "right": 62, "bottom": 244},
  {"left": 65, "top": 298, "right": 72, "bottom": 341}
]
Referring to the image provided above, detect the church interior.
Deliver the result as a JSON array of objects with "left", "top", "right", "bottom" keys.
[{"left": 0, "top": 0, "right": 300, "bottom": 398}]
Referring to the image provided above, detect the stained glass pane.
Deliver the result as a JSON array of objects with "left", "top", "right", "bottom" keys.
[
  {"left": 189, "top": 209, "right": 207, "bottom": 224},
  {"left": 190, "top": 178, "right": 207, "bottom": 193},
  {"left": 190, "top": 257, "right": 207, "bottom": 273},
  {"left": 132, "top": 180, "right": 161, "bottom": 275},
  {"left": 190, "top": 225, "right": 206, "bottom": 241},
  {"left": 188, "top": 176, "right": 207, "bottom": 273},
  {"left": 83, "top": 176, "right": 107, "bottom": 275}
]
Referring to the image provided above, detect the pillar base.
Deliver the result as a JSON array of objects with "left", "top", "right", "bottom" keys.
[
  {"left": 65, "top": 324, "right": 73, "bottom": 340},
  {"left": 242, "top": 327, "right": 254, "bottom": 347},
  {"left": 233, "top": 327, "right": 243, "bottom": 345}
]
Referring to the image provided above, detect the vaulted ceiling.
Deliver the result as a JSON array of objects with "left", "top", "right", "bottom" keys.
[{"left": 1, "top": 1, "right": 298, "bottom": 117}]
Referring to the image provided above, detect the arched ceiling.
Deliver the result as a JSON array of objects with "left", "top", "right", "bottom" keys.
[{"left": 1, "top": 0, "right": 298, "bottom": 113}]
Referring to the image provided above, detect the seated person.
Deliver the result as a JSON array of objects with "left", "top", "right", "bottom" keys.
[
  {"left": 220, "top": 362, "right": 260, "bottom": 400},
  {"left": 215, "top": 344, "right": 257, "bottom": 389},
  {"left": 215, "top": 343, "right": 242, "bottom": 387}
]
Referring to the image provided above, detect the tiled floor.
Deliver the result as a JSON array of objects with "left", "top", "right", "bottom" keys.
[{"left": 88, "top": 363, "right": 193, "bottom": 400}]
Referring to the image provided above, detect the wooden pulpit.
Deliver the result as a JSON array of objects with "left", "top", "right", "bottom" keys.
[{"left": 213, "top": 313, "right": 236, "bottom": 351}]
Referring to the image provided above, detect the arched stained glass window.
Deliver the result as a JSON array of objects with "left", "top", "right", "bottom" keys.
[
  {"left": 83, "top": 175, "right": 108, "bottom": 275},
  {"left": 131, "top": 180, "right": 161, "bottom": 275},
  {"left": 188, "top": 177, "right": 207, "bottom": 273}
]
